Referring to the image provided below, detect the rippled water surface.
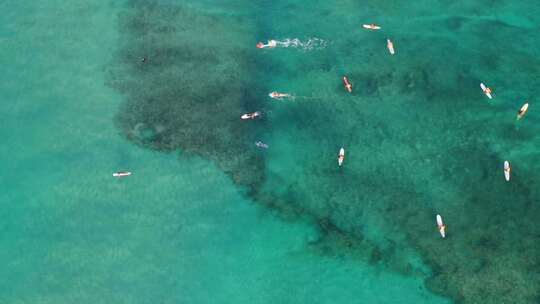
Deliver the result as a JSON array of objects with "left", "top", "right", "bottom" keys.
[{"left": 2, "top": 1, "right": 540, "bottom": 303}]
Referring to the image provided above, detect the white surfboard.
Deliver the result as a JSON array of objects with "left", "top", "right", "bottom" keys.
[
  {"left": 269, "top": 92, "right": 290, "bottom": 99},
  {"left": 480, "top": 83, "right": 492, "bottom": 99},
  {"left": 387, "top": 39, "right": 395, "bottom": 55},
  {"left": 436, "top": 214, "right": 445, "bottom": 238},
  {"left": 113, "top": 171, "right": 131, "bottom": 177},
  {"left": 517, "top": 103, "right": 529, "bottom": 120},
  {"left": 504, "top": 161, "right": 511, "bottom": 181},
  {"left": 338, "top": 148, "right": 345, "bottom": 166},
  {"left": 241, "top": 112, "right": 260, "bottom": 120},
  {"left": 362, "top": 24, "right": 381, "bottom": 30}
]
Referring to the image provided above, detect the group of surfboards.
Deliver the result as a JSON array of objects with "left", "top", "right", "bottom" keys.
[
  {"left": 433, "top": 84, "right": 531, "bottom": 238},
  {"left": 251, "top": 23, "right": 456, "bottom": 237},
  {"left": 111, "top": 22, "right": 538, "bottom": 239},
  {"left": 479, "top": 82, "right": 529, "bottom": 184}
]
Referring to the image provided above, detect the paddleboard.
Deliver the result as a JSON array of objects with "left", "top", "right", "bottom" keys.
[
  {"left": 480, "top": 83, "right": 492, "bottom": 99},
  {"left": 387, "top": 39, "right": 395, "bottom": 55},
  {"left": 362, "top": 24, "right": 381, "bottom": 30},
  {"left": 241, "top": 112, "right": 259, "bottom": 120},
  {"left": 256, "top": 40, "right": 276, "bottom": 49},
  {"left": 343, "top": 77, "right": 352, "bottom": 93},
  {"left": 436, "top": 214, "right": 445, "bottom": 238},
  {"left": 504, "top": 161, "right": 511, "bottom": 181},
  {"left": 269, "top": 92, "right": 289, "bottom": 99},
  {"left": 338, "top": 148, "right": 345, "bottom": 166},
  {"left": 113, "top": 171, "right": 131, "bottom": 177},
  {"left": 517, "top": 103, "right": 529, "bottom": 120}
]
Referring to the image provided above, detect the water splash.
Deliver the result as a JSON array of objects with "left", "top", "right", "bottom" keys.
[
  {"left": 275, "top": 38, "right": 328, "bottom": 50},
  {"left": 268, "top": 92, "right": 335, "bottom": 102}
]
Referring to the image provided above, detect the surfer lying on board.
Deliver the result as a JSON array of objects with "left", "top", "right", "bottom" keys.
[
  {"left": 504, "top": 161, "right": 511, "bottom": 181},
  {"left": 241, "top": 112, "right": 261, "bottom": 120},
  {"left": 480, "top": 83, "right": 492, "bottom": 99},
  {"left": 387, "top": 39, "right": 395, "bottom": 55},
  {"left": 517, "top": 103, "right": 529, "bottom": 120},
  {"left": 362, "top": 24, "right": 381, "bottom": 30},
  {"left": 257, "top": 40, "right": 277, "bottom": 49},
  {"left": 436, "top": 214, "right": 446, "bottom": 238},
  {"left": 338, "top": 148, "right": 345, "bottom": 166},
  {"left": 269, "top": 92, "right": 291, "bottom": 99},
  {"left": 343, "top": 76, "right": 352, "bottom": 93},
  {"left": 113, "top": 171, "right": 131, "bottom": 178}
]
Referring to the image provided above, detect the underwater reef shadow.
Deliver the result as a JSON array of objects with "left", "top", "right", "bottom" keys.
[
  {"left": 108, "top": 0, "right": 268, "bottom": 194},
  {"left": 399, "top": 139, "right": 540, "bottom": 304},
  {"left": 107, "top": 1, "right": 540, "bottom": 303},
  {"left": 108, "top": 0, "right": 427, "bottom": 284}
]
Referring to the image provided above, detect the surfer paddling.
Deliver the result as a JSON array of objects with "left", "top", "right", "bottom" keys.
[
  {"left": 480, "top": 83, "right": 492, "bottom": 99},
  {"left": 113, "top": 171, "right": 131, "bottom": 178},
  {"left": 338, "top": 148, "right": 345, "bottom": 166},
  {"left": 504, "top": 161, "right": 511, "bottom": 181},
  {"left": 387, "top": 39, "right": 395, "bottom": 55},
  {"left": 436, "top": 214, "right": 446, "bottom": 238},
  {"left": 362, "top": 24, "right": 381, "bottom": 30},
  {"left": 517, "top": 103, "right": 529, "bottom": 120},
  {"left": 269, "top": 92, "right": 291, "bottom": 99},
  {"left": 257, "top": 40, "right": 277, "bottom": 49},
  {"left": 343, "top": 76, "right": 352, "bottom": 93},
  {"left": 241, "top": 111, "right": 261, "bottom": 120}
]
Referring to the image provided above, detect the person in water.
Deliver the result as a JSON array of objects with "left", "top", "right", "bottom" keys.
[
  {"left": 343, "top": 76, "right": 352, "bottom": 93},
  {"left": 269, "top": 92, "right": 291, "bottom": 99},
  {"left": 257, "top": 40, "right": 277, "bottom": 49},
  {"left": 440, "top": 224, "right": 446, "bottom": 234},
  {"left": 255, "top": 141, "right": 268, "bottom": 148}
]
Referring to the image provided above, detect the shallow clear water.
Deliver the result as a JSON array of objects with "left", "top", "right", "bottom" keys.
[{"left": 2, "top": 0, "right": 540, "bottom": 303}]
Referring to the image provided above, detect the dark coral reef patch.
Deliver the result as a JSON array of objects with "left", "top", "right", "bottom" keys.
[
  {"left": 108, "top": 1, "right": 265, "bottom": 191},
  {"left": 109, "top": 1, "right": 540, "bottom": 303}
]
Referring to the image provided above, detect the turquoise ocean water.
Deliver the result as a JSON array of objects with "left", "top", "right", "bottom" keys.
[{"left": 2, "top": 0, "right": 540, "bottom": 303}]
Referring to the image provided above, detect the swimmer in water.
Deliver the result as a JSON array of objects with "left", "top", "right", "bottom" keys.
[{"left": 255, "top": 141, "right": 269, "bottom": 149}]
